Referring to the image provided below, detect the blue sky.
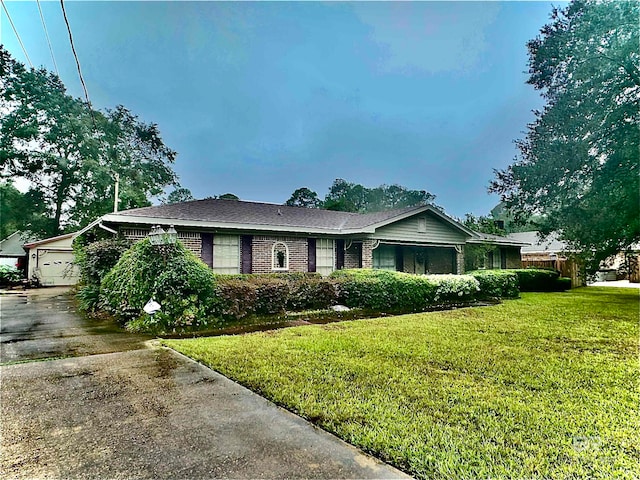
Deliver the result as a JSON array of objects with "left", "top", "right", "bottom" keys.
[{"left": 1, "top": 1, "right": 563, "bottom": 218}]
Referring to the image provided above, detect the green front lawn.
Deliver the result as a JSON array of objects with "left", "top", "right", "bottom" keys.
[{"left": 164, "top": 288, "right": 639, "bottom": 479}]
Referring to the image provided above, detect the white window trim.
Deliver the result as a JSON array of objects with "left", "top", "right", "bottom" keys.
[
  {"left": 272, "top": 242, "right": 290, "bottom": 271},
  {"left": 316, "top": 238, "right": 335, "bottom": 276},
  {"left": 212, "top": 234, "right": 240, "bottom": 274},
  {"left": 417, "top": 217, "right": 427, "bottom": 233}
]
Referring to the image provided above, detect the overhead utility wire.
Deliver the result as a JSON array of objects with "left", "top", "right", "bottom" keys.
[
  {"left": 1, "top": 0, "right": 34, "bottom": 68},
  {"left": 36, "top": 0, "right": 59, "bottom": 76},
  {"left": 59, "top": 0, "right": 96, "bottom": 130}
]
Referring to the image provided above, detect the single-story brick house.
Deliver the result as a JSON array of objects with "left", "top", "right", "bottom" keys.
[{"left": 87, "top": 199, "right": 525, "bottom": 276}]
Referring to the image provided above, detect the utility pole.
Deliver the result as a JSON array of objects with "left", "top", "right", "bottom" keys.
[{"left": 114, "top": 173, "right": 120, "bottom": 212}]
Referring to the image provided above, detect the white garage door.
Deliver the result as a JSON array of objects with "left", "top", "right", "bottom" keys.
[{"left": 35, "top": 250, "right": 79, "bottom": 286}]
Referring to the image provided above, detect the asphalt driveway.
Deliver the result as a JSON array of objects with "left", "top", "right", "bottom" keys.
[{"left": 0, "top": 289, "right": 409, "bottom": 479}]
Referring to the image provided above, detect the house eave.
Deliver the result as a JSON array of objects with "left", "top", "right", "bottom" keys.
[{"left": 101, "top": 214, "right": 348, "bottom": 236}]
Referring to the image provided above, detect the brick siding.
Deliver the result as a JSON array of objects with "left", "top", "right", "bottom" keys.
[
  {"left": 120, "top": 228, "right": 202, "bottom": 257},
  {"left": 251, "top": 236, "right": 309, "bottom": 274},
  {"left": 344, "top": 243, "right": 362, "bottom": 269}
]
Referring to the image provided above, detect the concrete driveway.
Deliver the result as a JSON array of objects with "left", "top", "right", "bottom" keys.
[{"left": 1, "top": 289, "right": 409, "bottom": 479}]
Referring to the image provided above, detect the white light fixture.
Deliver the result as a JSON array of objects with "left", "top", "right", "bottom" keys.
[{"left": 148, "top": 225, "right": 177, "bottom": 246}]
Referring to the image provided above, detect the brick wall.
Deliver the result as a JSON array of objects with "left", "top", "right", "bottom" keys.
[
  {"left": 120, "top": 228, "right": 202, "bottom": 257},
  {"left": 344, "top": 243, "right": 362, "bottom": 269},
  {"left": 456, "top": 248, "right": 465, "bottom": 274},
  {"left": 251, "top": 236, "right": 309, "bottom": 274},
  {"left": 361, "top": 239, "right": 377, "bottom": 269}
]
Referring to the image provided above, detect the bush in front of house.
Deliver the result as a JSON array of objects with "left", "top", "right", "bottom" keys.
[
  {"left": 286, "top": 276, "right": 338, "bottom": 311},
  {"left": 468, "top": 270, "right": 520, "bottom": 299},
  {"left": 510, "top": 268, "right": 572, "bottom": 292},
  {"left": 74, "top": 237, "right": 131, "bottom": 311},
  {"left": 330, "top": 269, "right": 480, "bottom": 312},
  {"left": 211, "top": 276, "right": 291, "bottom": 319},
  {"left": 0, "top": 264, "right": 23, "bottom": 286},
  {"left": 101, "top": 239, "right": 217, "bottom": 332}
]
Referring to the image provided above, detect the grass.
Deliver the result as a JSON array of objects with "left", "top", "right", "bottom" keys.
[{"left": 163, "top": 287, "right": 639, "bottom": 479}]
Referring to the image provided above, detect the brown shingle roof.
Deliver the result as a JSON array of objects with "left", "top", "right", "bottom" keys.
[{"left": 113, "top": 199, "right": 430, "bottom": 232}]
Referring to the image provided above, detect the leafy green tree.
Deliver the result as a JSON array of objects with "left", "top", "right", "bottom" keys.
[
  {"left": 164, "top": 187, "right": 194, "bottom": 205},
  {"left": 462, "top": 213, "right": 505, "bottom": 236},
  {"left": 218, "top": 193, "right": 239, "bottom": 200},
  {"left": 315, "top": 178, "right": 435, "bottom": 213},
  {"left": 0, "top": 47, "right": 179, "bottom": 236},
  {"left": 285, "top": 187, "right": 322, "bottom": 208},
  {"left": 490, "top": 0, "right": 639, "bottom": 270},
  {"left": 0, "top": 182, "right": 53, "bottom": 239}
]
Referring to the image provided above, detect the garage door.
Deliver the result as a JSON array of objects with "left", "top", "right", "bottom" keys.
[{"left": 35, "top": 251, "right": 79, "bottom": 286}]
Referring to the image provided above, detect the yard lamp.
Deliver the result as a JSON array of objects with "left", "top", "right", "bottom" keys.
[
  {"left": 148, "top": 225, "right": 178, "bottom": 246},
  {"left": 163, "top": 225, "right": 178, "bottom": 245}
]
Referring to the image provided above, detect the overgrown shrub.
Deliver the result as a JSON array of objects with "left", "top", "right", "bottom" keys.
[
  {"left": 0, "top": 264, "right": 23, "bottom": 286},
  {"left": 101, "top": 239, "right": 217, "bottom": 332},
  {"left": 511, "top": 268, "right": 562, "bottom": 291},
  {"left": 74, "top": 237, "right": 131, "bottom": 311},
  {"left": 287, "top": 277, "right": 338, "bottom": 310},
  {"left": 468, "top": 270, "right": 520, "bottom": 299},
  {"left": 212, "top": 279, "right": 258, "bottom": 320},
  {"left": 331, "top": 269, "right": 480, "bottom": 312},
  {"left": 554, "top": 277, "right": 572, "bottom": 291},
  {"left": 252, "top": 277, "right": 290, "bottom": 315}
]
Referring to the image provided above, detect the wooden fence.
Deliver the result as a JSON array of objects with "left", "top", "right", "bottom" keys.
[{"left": 521, "top": 259, "right": 584, "bottom": 287}]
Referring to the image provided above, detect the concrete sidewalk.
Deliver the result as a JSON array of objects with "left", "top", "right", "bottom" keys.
[
  {"left": 1, "top": 290, "right": 410, "bottom": 479},
  {"left": 587, "top": 280, "right": 640, "bottom": 289}
]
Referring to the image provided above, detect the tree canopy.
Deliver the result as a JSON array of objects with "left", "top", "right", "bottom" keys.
[
  {"left": 490, "top": 0, "right": 639, "bottom": 270},
  {"left": 0, "top": 47, "right": 180, "bottom": 237},
  {"left": 286, "top": 179, "right": 435, "bottom": 213}
]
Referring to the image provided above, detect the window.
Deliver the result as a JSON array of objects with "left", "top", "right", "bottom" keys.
[
  {"left": 373, "top": 245, "right": 396, "bottom": 271},
  {"left": 316, "top": 239, "right": 335, "bottom": 276},
  {"left": 212, "top": 235, "right": 240, "bottom": 274},
  {"left": 272, "top": 242, "right": 289, "bottom": 271},
  {"left": 417, "top": 217, "right": 427, "bottom": 233}
]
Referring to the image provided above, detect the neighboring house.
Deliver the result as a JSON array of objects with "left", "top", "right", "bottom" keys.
[
  {"left": 90, "top": 199, "right": 526, "bottom": 277},
  {"left": 24, "top": 233, "right": 80, "bottom": 286},
  {"left": 506, "top": 231, "right": 586, "bottom": 286},
  {"left": 0, "top": 231, "right": 33, "bottom": 271}
]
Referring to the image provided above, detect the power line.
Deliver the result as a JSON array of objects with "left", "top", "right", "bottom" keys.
[
  {"left": 59, "top": 0, "right": 96, "bottom": 129},
  {"left": 1, "top": 0, "right": 34, "bottom": 69},
  {"left": 36, "top": 0, "right": 59, "bottom": 76}
]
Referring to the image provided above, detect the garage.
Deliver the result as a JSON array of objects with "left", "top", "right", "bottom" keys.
[{"left": 24, "top": 234, "right": 80, "bottom": 286}]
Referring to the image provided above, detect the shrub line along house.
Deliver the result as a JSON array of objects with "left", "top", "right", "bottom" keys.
[{"left": 80, "top": 198, "right": 525, "bottom": 277}]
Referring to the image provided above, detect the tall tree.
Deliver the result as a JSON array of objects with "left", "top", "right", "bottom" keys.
[
  {"left": 164, "top": 187, "right": 194, "bottom": 205},
  {"left": 0, "top": 181, "right": 50, "bottom": 239},
  {"left": 285, "top": 187, "right": 322, "bottom": 208},
  {"left": 490, "top": 0, "right": 639, "bottom": 270},
  {"left": 322, "top": 178, "right": 435, "bottom": 213},
  {"left": 0, "top": 47, "right": 179, "bottom": 236}
]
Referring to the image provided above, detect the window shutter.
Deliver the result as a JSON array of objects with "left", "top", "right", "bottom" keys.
[
  {"left": 241, "top": 235, "right": 253, "bottom": 274},
  {"left": 308, "top": 238, "right": 316, "bottom": 272},
  {"left": 336, "top": 239, "right": 345, "bottom": 270},
  {"left": 201, "top": 233, "right": 213, "bottom": 268}
]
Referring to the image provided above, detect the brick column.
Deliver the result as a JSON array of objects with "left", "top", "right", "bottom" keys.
[
  {"left": 361, "top": 239, "right": 377, "bottom": 269},
  {"left": 456, "top": 246, "right": 465, "bottom": 274}
]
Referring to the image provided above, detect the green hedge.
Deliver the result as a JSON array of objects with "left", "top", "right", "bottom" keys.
[
  {"left": 468, "top": 270, "right": 520, "bottom": 299},
  {"left": 470, "top": 268, "right": 571, "bottom": 294},
  {"left": 331, "top": 269, "right": 480, "bottom": 312},
  {"left": 511, "top": 268, "right": 572, "bottom": 291}
]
